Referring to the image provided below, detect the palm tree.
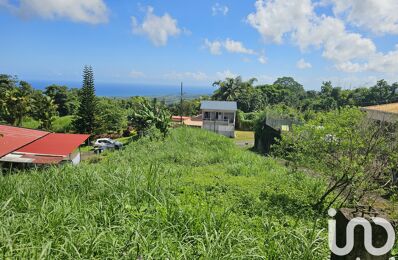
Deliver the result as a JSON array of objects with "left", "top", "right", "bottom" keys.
[{"left": 212, "top": 76, "right": 257, "bottom": 101}]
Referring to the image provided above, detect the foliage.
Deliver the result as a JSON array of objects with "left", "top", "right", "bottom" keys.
[
  {"left": 168, "top": 99, "right": 201, "bottom": 116},
  {"left": 0, "top": 75, "right": 34, "bottom": 126},
  {"left": 128, "top": 99, "right": 171, "bottom": 137},
  {"left": 96, "top": 98, "right": 127, "bottom": 134},
  {"left": 44, "top": 85, "right": 79, "bottom": 116},
  {"left": 212, "top": 76, "right": 264, "bottom": 112},
  {"left": 236, "top": 110, "right": 258, "bottom": 130},
  {"left": 212, "top": 76, "right": 398, "bottom": 115},
  {"left": 274, "top": 107, "right": 398, "bottom": 212},
  {"left": 31, "top": 93, "right": 58, "bottom": 130},
  {"left": 73, "top": 66, "right": 98, "bottom": 134},
  {"left": 0, "top": 128, "right": 329, "bottom": 259}
]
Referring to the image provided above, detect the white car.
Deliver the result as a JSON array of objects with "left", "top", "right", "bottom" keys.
[{"left": 94, "top": 138, "right": 123, "bottom": 150}]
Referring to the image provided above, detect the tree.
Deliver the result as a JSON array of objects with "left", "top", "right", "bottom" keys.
[
  {"left": 97, "top": 99, "right": 127, "bottom": 134},
  {"left": 258, "top": 77, "right": 305, "bottom": 109},
  {"left": 128, "top": 99, "right": 171, "bottom": 137},
  {"left": 31, "top": 92, "right": 58, "bottom": 130},
  {"left": 320, "top": 81, "right": 333, "bottom": 97},
  {"left": 44, "top": 85, "right": 70, "bottom": 116},
  {"left": 274, "top": 108, "right": 398, "bottom": 212},
  {"left": 0, "top": 76, "right": 33, "bottom": 126},
  {"left": 212, "top": 76, "right": 260, "bottom": 112},
  {"left": 274, "top": 77, "right": 305, "bottom": 94},
  {"left": 73, "top": 66, "right": 98, "bottom": 134}
]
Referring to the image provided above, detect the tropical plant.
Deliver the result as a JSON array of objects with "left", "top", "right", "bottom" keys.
[
  {"left": 0, "top": 78, "right": 34, "bottom": 126},
  {"left": 31, "top": 93, "right": 58, "bottom": 130},
  {"left": 128, "top": 99, "right": 171, "bottom": 137}
]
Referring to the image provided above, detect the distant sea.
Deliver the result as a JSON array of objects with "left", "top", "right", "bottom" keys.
[{"left": 29, "top": 80, "right": 214, "bottom": 97}]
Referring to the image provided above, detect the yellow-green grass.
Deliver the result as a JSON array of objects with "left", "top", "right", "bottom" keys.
[{"left": 235, "top": 130, "right": 255, "bottom": 141}]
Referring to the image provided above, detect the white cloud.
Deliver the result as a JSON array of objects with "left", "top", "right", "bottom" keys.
[
  {"left": 335, "top": 61, "right": 364, "bottom": 73},
  {"left": 296, "top": 59, "right": 312, "bottom": 69},
  {"left": 129, "top": 70, "right": 145, "bottom": 79},
  {"left": 247, "top": 0, "right": 398, "bottom": 74},
  {"left": 212, "top": 3, "right": 229, "bottom": 16},
  {"left": 295, "top": 16, "right": 376, "bottom": 63},
  {"left": 329, "top": 0, "right": 398, "bottom": 34},
  {"left": 164, "top": 71, "right": 209, "bottom": 81},
  {"left": 131, "top": 6, "right": 181, "bottom": 46},
  {"left": 216, "top": 70, "right": 237, "bottom": 79},
  {"left": 0, "top": 0, "right": 108, "bottom": 24},
  {"left": 258, "top": 55, "right": 267, "bottom": 64},
  {"left": 247, "top": 0, "right": 314, "bottom": 43},
  {"left": 204, "top": 39, "right": 222, "bottom": 55},
  {"left": 204, "top": 38, "right": 256, "bottom": 55},
  {"left": 367, "top": 48, "right": 398, "bottom": 73},
  {"left": 224, "top": 38, "right": 256, "bottom": 54}
]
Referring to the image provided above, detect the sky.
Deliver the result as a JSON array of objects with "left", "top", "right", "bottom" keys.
[{"left": 1, "top": 0, "right": 398, "bottom": 91}]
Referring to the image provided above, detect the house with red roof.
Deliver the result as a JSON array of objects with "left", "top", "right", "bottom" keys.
[{"left": 0, "top": 125, "right": 89, "bottom": 166}]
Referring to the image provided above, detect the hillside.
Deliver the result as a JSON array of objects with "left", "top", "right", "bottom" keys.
[{"left": 0, "top": 128, "right": 329, "bottom": 259}]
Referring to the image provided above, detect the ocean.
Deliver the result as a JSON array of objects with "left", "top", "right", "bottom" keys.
[{"left": 29, "top": 80, "right": 214, "bottom": 97}]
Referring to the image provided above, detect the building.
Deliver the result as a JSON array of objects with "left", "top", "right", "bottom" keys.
[
  {"left": 0, "top": 125, "right": 89, "bottom": 167},
  {"left": 200, "top": 101, "right": 237, "bottom": 138},
  {"left": 171, "top": 115, "right": 203, "bottom": 128},
  {"left": 361, "top": 103, "right": 398, "bottom": 123}
]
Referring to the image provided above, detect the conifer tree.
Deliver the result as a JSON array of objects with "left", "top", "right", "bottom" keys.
[{"left": 73, "top": 66, "right": 98, "bottom": 134}]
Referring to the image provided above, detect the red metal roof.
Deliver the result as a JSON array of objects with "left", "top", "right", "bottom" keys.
[
  {"left": 17, "top": 133, "right": 90, "bottom": 157},
  {"left": 0, "top": 125, "right": 49, "bottom": 158}
]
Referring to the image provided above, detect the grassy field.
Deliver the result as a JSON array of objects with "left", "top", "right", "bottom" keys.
[
  {"left": 0, "top": 127, "right": 361, "bottom": 258},
  {"left": 21, "top": 116, "right": 74, "bottom": 133}
]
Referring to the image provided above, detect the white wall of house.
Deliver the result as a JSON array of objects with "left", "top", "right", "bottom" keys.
[
  {"left": 202, "top": 110, "right": 236, "bottom": 138},
  {"left": 69, "top": 149, "right": 81, "bottom": 165}
]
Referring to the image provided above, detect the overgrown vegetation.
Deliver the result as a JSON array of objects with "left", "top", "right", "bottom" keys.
[
  {"left": 273, "top": 108, "right": 398, "bottom": 213},
  {"left": 0, "top": 128, "right": 331, "bottom": 259}
]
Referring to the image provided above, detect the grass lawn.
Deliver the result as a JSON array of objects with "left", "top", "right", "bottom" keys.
[
  {"left": 0, "top": 128, "right": 392, "bottom": 258},
  {"left": 20, "top": 116, "right": 74, "bottom": 133},
  {"left": 52, "top": 116, "right": 74, "bottom": 132},
  {"left": 21, "top": 117, "right": 40, "bottom": 129},
  {"left": 235, "top": 130, "right": 255, "bottom": 141}
]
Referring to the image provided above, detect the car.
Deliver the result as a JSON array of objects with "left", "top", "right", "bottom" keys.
[{"left": 93, "top": 138, "right": 123, "bottom": 150}]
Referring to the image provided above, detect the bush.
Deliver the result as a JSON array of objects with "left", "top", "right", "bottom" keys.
[{"left": 236, "top": 110, "right": 258, "bottom": 131}]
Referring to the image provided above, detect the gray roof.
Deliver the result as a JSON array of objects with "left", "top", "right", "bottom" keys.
[{"left": 200, "top": 101, "right": 237, "bottom": 111}]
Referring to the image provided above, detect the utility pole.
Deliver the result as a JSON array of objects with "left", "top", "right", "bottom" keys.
[{"left": 180, "top": 82, "right": 183, "bottom": 124}]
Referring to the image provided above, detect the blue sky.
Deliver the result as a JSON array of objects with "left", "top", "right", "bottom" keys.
[{"left": 1, "top": 0, "right": 398, "bottom": 90}]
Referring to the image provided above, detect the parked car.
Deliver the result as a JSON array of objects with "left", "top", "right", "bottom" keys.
[{"left": 93, "top": 138, "right": 123, "bottom": 150}]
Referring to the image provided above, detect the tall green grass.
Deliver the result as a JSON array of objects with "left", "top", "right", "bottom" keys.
[{"left": 0, "top": 127, "right": 331, "bottom": 258}]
